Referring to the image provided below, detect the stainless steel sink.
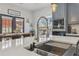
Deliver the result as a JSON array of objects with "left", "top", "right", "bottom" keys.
[
  {"left": 34, "top": 40, "right": 76, "bottom": 56},
  {"left": 35, "top": 44, "right": 67, "bottom": 56},
  {"left": 25, "top": 40, "right": 76, "bottom": 56}
]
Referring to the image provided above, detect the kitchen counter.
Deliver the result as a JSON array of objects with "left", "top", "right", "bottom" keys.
[
  {"left": 0, "top": 33, "right": 32, "bottom": 41},
  {"left": 34, "top": 35, "right": 78, "bottom": 56},
  {"left": 66, "top": 33, "right": 79, "bottom": 37},
  {"left": 50, "top": 35, "right": 79, "bottom": 45},
  {"left": 0, "top": 33, "right": 32, "bottom": 38},
  {"left": 38, "top": 35, "right": 79, "bottom": 45}
]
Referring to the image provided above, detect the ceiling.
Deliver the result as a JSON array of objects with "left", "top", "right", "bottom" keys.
[{"left": 14, "top": 3, "right": 50, "bottom": 11}]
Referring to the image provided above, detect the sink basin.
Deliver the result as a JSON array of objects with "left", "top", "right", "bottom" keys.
[
  {"left": 25, "top": 40, "right": 76, "bottom": 56},
  {"left": 36, "top": 43, "right": 67, "bottom": 56},
  {"left": 35, "top": 40, "right": 76, "bottom": 56}
]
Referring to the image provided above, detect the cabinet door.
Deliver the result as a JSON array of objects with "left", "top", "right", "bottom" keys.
[{"left": 2, "top": 16, "right": 12, "bottom": 34}]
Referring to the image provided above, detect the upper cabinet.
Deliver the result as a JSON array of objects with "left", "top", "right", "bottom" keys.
[
  {"left": 52, "top": 3, "right": 67, "bottom": 32},
  {"left": 54, "top": 4, "right": 65, "bottom": 19},
  {"left": 68, "top": 4, "right": 79, "bottom": 24}
]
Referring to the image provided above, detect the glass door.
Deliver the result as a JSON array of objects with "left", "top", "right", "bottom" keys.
[
  {"left": 2, "top": 16, "right": 12, "bottom": 34},
  {"left": 13, "top": 18, "right": 24, "bottom": 33}
]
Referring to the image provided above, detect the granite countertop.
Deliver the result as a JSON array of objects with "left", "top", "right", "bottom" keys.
[
  {"left": 49, "top": 35, "right": 79, "bottom": 45},
  {"left": 0, "top": 33, "right": 32, "bottom": 38},
  {"left": 66, "top": 33, "right": 79, "bottom": 37}
]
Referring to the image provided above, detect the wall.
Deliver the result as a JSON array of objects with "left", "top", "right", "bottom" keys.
[{"left": 0, "top": 3, "right": 33, "bottom": 33}]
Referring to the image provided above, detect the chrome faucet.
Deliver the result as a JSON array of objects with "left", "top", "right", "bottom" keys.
[{"left": 37, "top": 16, "right": 49, "bottom": 42}]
